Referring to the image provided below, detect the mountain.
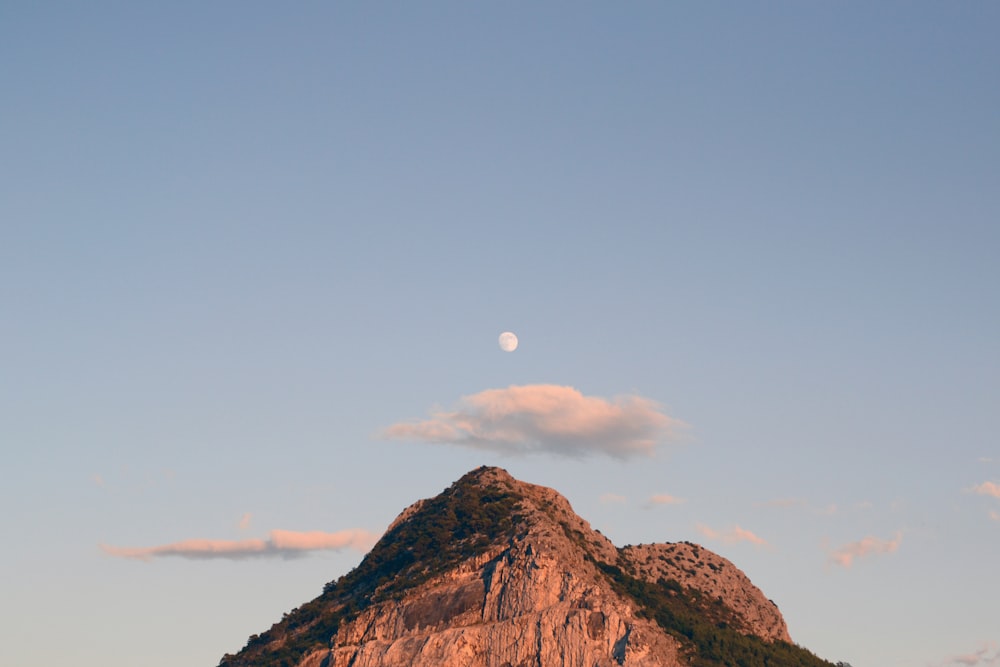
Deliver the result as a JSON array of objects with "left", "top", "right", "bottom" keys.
[{"left": 219, "top": 466, "right": 834, "bottom": 667}]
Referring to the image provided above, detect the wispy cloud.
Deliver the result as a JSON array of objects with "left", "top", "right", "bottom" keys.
[
  {"left": 644, "top": 493, "right": 686, "bottom": 507},
  {"left": 990, "top": 510, "right": 999, "bottom": 522},
  {"left": 238, "top": 513, "right": 253, "bottom": 530},
  {"left": 696, "top": 524, "right": 767, "bottom": 547},
  {"left": 969, "top": 481, "right": 1000, "bottom": 499},
  {"left": 101, "top": 529, "right": 377, "bottom": 561},
  {"left": 599, "top": 493, "right": 626, "bottom": 504},
  {"left": 828, "top": 532, "right": 902, "bottom": 568},
  {"left": 381, "top": 384, "right": 684, "bottom": 459},
  {"left": 940, "top": 641, "right": 1000, "bottom": 667}
]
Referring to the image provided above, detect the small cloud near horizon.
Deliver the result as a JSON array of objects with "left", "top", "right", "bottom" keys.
[
  {"left": 100, "top": 529, "right": 377, "bottom": 561},
  {"left": 696, "top": 524, "right": 767, "bottom": 547},
  {"left": 969, "top": 481, "right": 1000, "bottom": 499},
  {"left": 644, "top": 493, "right": 686, "bottom": 508},
  {"left": 381, "top": 384, "right": 685, "bottom": 459},
  {"left": 828, "top": 532, "right": 902, "bottom": 568},
  {"left": 599, "top": 493, "right": 627, "bottom": 504},
  {"left": 238, "top": 513, "right": 252, "bottom": 530},
  {"left": 939, "top": 641, "right": 1000, "bottom": 667}
]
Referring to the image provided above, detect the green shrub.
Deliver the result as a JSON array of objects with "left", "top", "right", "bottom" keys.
[{"left": 592, "top": 556, "right": 836, "bottom": 667}]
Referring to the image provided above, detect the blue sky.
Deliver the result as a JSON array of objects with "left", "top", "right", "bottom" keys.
[{"left": 2, "top": 3, "right": 998, "bottom": 666}]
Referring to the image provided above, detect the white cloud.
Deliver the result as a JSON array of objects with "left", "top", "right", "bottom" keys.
[
  {"left": 382, "top": 384, "right": 684, "bottom": 459},
  {"left": 100, "top": 529, "right": 377, "bottom": 561},
  {"left": 696, "top": 523, "right": 767, "bottom": 547},
  {"left": 828, "top": 532, "right": 902, "bottom": 568}
]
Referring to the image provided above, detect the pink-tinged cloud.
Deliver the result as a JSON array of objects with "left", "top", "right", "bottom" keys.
[
  {"left": 969, "top": 481, "right": 1000, "bottom": 499},
  {"left": 942, "top": 641, "right": 1000, "bottom": 667},
  {"left": 599, "top": 493, "right": 627, "bottom": 504},
  {"left": 382, "top": 384, "right": 684, "bottom": 459},
  {"left": 100, "top": 529, "right": 377, "bottom": 561},
  {"left": 646, "top": 493, "right": 686, "bottom": 507},
  {"left": 268, "top": 529, "right": 374, "bottom": 551},
  {"left": 990, "top": 510, "right": 1000, "bottom": 522},
  {"left": 238, "top": 513, "right": 252, "bottom": 530},
  {"left": 696, "top": 524, "right": 767, "bottom": 546},
  {"left": 828, "top": 532, "right": 902, "bottom": 568}
]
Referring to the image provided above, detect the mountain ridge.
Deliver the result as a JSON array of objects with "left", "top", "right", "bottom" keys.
[{"left": 220, "top": 466, "right": 833, "bottom": 667}]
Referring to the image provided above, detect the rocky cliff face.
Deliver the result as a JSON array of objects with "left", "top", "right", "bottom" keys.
[{"left": 220, "top": 467, "right": 827, "bottom": 667}]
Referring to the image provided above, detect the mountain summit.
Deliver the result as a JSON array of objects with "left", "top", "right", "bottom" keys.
[{"left": 220, "top": 467, "right": 833, "bottom": 667}]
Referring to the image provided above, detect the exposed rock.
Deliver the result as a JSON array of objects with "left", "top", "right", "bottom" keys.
[
  {"left": 619, "top": 542, "right": 789, "bottom": 642},
  {"left": 219, "top": 466, "right": 825, "bottom": 667},
  {"left": 327, "top": 524, "right": 678, "bottom": 666}
]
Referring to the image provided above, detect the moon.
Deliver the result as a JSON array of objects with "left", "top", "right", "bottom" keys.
[{"left": 498, "top": 331, "right": 518, "bottom": 352}]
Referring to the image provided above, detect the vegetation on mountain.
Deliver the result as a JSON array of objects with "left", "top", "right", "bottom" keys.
[
  {"left": 220, "top": 467, "right": 837, "bottom": 667},
  {"left": 219, "top": 468, "right": 524, "bottom": 667},
  {"left": 594, "top": 557, "right": 836, "bottom": 667}
]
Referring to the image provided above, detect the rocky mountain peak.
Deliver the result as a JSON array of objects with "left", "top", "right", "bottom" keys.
[{"left": 220, "top": 467, "right": 832, "bottom": 667}]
